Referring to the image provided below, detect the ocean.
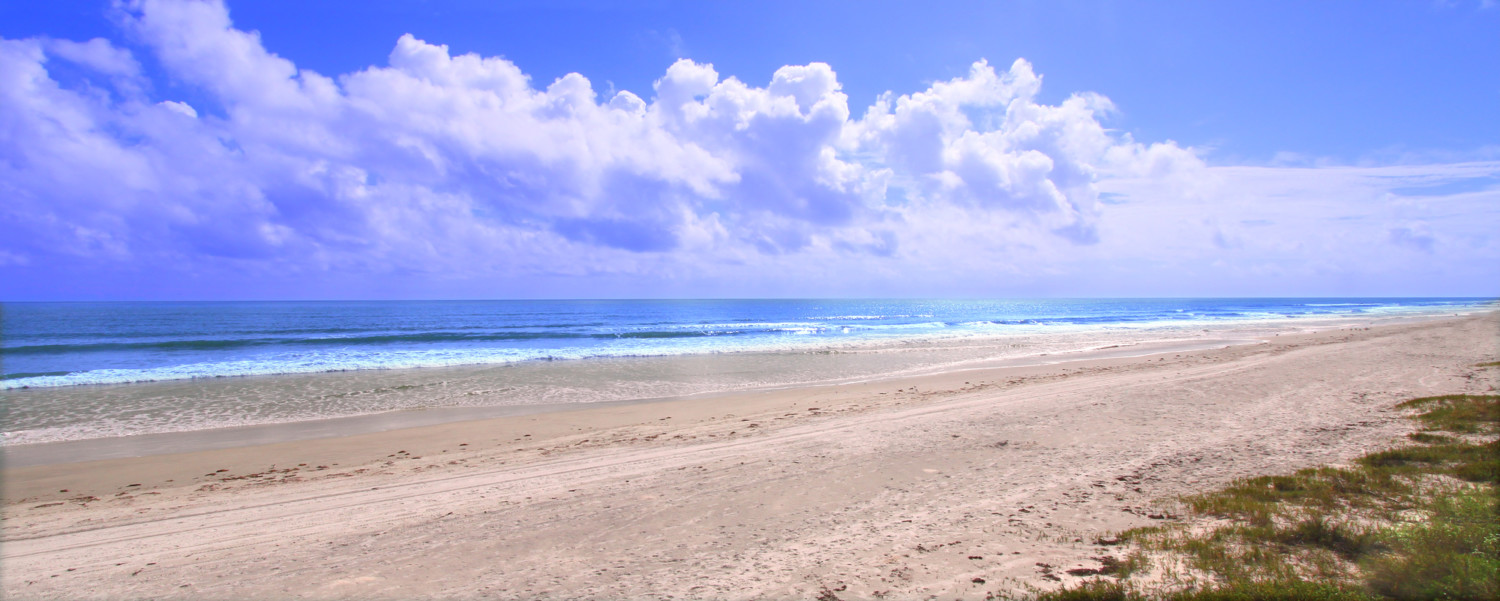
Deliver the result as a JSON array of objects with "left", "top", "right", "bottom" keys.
[{"left": 2, "top": 298, "right": 1491, "bottom": 447}]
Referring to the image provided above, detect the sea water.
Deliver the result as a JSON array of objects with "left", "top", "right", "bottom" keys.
[{"left": 1, "top": 298, "right": 1491, "bottom": 446}]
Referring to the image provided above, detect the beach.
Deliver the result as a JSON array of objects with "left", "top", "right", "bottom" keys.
[{"left": 3, "top": 312, "right": 1496, "bottom": 599}]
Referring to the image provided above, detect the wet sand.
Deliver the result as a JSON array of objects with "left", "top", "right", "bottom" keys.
[{"left": 3, "top": 313, "right": 1496, "bottom": 600}]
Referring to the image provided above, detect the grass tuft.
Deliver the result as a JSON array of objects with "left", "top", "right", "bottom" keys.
[
  {"left": 1394, "top": 394, "right": 1499, "bottom": 434},
  {"left": 1405, "top": 432, "right": 1455, "bottom": 444},
  {"left": 1025, "top": 579, "right": 1132, "bottom": 601},
  {"left": 1275, "top": 515, "right": 1382, "bottom": 560},
  {"left": 1448, "top": 440, "right": 1499, "bottom": 483}
]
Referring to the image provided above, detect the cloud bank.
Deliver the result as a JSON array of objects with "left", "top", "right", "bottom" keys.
[{"left": 1, "top": 0, "right": 1495, "bottom": 299}]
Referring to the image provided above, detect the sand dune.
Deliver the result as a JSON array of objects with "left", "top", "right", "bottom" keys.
[{"left": 4, "top": 314, "right": 1496, "bottom": 600}]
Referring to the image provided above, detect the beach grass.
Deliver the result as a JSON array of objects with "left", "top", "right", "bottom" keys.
[{"left": 1019, "top": 394, "right": 1499, "bottom": 601}]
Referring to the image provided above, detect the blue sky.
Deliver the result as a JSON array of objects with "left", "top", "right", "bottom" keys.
[{"left": 1, "top": 0, "right": 1497, "bottom": 300}]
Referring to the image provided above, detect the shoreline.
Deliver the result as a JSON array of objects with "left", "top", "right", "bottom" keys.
[
  {"left": 3, "top": 308, "right": 1475, "bottom": 458},
  {"left": 3, "top": 313, "right": 1496, "bottom": 599},
  {"left": 2, "top": 334, "right": 1258, "bottom": 468},
  {"left": 10, "top": 300, "right": 1488, "bottom": 393}
]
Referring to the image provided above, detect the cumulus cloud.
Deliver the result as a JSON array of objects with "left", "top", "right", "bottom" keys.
[
  {"left": 1, "top": 0, "right": 1492, "bottom": 298},
  {"left": 0, "top": 0, "right": 1183, "bottom": 267}
]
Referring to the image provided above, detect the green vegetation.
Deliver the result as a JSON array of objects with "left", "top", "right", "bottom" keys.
[
  {"left": 1364, "top": 491, "right": 1499, "bottom": 601},
  {"left": 1404, "top": 432, "right": 1455, "bottom": 445},
  {"left": 1019, "top": 395, "right": 1499, "bottom": 601},
  {"left": 1395, "top": 394, "right": 1499, "bottom": 434},
  {"left": 1024, "top": 578, "right": 1374, "bottom": 601}
]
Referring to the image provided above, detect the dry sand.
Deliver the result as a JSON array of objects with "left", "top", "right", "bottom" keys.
[{"left": 3, "top": 313, "right": 1497, "bottom": 600}]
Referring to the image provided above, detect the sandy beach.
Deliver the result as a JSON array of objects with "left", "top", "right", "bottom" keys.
[{"left": 3, "top": 313, "right": 1496, "bottom": 600}]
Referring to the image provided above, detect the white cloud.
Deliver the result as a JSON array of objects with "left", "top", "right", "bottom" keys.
[
  {"left": 0, "top": 0, "right": 1494, "bottom": 298},
  {"left": 158, "top": 99, "right": 197, "bottom": 118},
  {"left": 44, "top": 37, "right": 141, "bottom": 78},
  {"left": 852, "top": 59, "right": 1205, "bottom": 244}
]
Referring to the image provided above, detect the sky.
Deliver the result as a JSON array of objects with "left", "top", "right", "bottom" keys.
[{"left": 0, "top": 0, "right": 1496, "bottom": 300}]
